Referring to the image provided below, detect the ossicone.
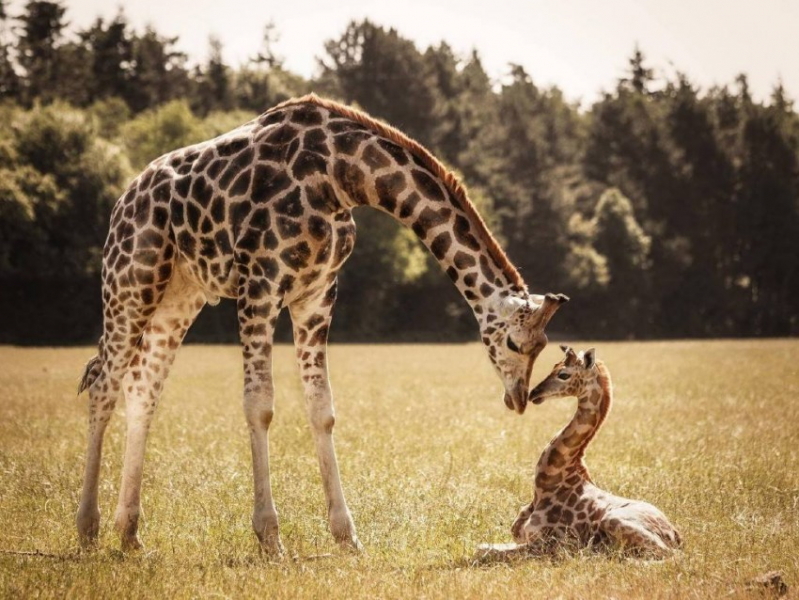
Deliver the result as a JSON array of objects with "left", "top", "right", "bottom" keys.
[{"left": 560, "top": 344, "right": 578, "bottom": 365}]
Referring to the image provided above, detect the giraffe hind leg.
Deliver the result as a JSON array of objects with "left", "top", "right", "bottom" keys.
[
  {"left": 77, "top": 296, "right": 154, "bottom": 547},
  {"left": 77, "top": 214, "right": 176, "bottom": 548},
  {"left": 113, "top": 266, "right": 206, "bottom": 550}
]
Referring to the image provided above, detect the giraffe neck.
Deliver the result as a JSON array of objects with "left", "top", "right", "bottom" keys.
[
  {"left": 534, "top": 364, "right": 612, "bottom": 494},
  {"left": 331, "top": 138, "right": 526, "bottom": 319},
  {"left": 265, "top": 94, "right": 528, "bottom": 319},
  {"left": 375, "top": 175, "right": 522, "bottom": 317}
]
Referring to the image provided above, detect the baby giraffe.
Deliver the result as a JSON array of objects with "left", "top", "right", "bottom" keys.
[{"left": 480, "top": 346, "right": 681, "bottom": 561}]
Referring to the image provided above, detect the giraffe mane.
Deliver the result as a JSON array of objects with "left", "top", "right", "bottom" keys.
[{"left": 268, "top": 93, "right": 526, "bottom": 290}]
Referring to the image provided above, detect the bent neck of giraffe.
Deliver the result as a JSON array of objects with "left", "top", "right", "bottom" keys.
[
  {"left": 535, "top": 364, "right": 613, "bottom": 490},
  {"left": 347, "top": 159, "right": 526, "bottom": 319}
]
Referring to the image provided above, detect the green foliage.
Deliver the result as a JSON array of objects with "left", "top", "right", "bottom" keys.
[
  {"left": 88, "top": 96, "right": 131, "bottom": 139},
  {"left": 592, "top": 188, "right": 651, "bottom": 276},
  {"left": 199, "top": 109, "right": 257, "bottom": 138},
  {"left": 735, "top": 102, "right": 799, "bottom": 334},
  {"left": 120, "top": 99, "right": 204, "bottom": 169},
  {"left": 233, "top": 65, "right": 308, "bottom": 112},
  {"left": 125, "top": 27, "right": 190, "bottom": 112},
  {"left": 0, "top": 29, "right": 19, "bottom": 99},
  {"left": 0, "top": 166, "right": 53, "bottom": 274},
  {"left": 0, "top": 8, "right": 797, "bottom": 340},
  {"left": 80, "top": 13, "right": 134, "bottom": 104},
  {"left": 193, "top": 36, "right": 233, "bottom": 115},
  {"left": 563, "top": 243, "right": 609, "bottom": 290},
  {"left": 2, "top": 102, "right": 129, "bottom": 278},
  {"left": 320, "top": 20, "right": 437, "bottom": 145},
  {"left": 15, "top": 0, "right": 67, "bottom": 104}
]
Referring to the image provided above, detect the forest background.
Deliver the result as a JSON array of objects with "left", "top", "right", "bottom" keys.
[{"left": 1, "top": 1, "right": 797, "bottom": 343}]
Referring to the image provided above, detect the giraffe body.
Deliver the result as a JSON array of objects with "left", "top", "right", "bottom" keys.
[
  {"left": 76, "top": 95, "right": 568, "bottom": 553},
  {"left": 508, "top": 347, "right": 681, "bottom": 559}
]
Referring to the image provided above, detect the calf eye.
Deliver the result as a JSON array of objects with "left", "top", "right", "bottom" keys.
[
  {"left": 506, "top": 336, "right": 521, "bottom": 354},
  {"left": 557, "top": 371, "right": 571, "bottom": 380}
]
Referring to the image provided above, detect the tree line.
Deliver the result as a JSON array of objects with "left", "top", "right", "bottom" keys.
[{"left": 1, "top": 1, "right": 797, "bottom": 344}]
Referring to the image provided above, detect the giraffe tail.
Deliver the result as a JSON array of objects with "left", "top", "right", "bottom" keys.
[{"left": 77, "top": 353, "right": 103, "bottom": 396}]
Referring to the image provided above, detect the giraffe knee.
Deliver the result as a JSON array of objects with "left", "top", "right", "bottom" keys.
[
  {"left": 243, "top": 387, "right": 275, "bottom": 429},
  {"left": 307, "top": 395, "right": 335, "bottom": 433},
  {"left": 310, "top": 408, "right": 335, "bottom": 434},
  {"left": 321, "top": 412, "right": 335, "bottom": 433},
  {"left": 303, "top": 382, "right": 335, "bottom": 433},
  {"left": 260, "top": 407, "right": 275, "bottom": 428},
  {"left": 244, "top": 402, "right": 274, "bottom": 429}
]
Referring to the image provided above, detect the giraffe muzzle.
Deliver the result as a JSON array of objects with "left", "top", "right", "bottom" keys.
[
  {"left": 528, "top": 381, "right": 547, "bottom": 405},
  {"left": 504, "top": 384, "right": 528, "bottom": 414}
]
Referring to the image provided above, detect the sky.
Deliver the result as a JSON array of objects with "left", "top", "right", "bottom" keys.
[{"left": 19, "top": 0, "right": 799, "bottom": 106}]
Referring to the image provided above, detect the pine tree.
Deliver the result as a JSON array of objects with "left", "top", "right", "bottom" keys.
[
  {"left": 15, "top": 0, "right": 68, "bottom": 104},
  {"left": 79, "top": 12, "right": 133, "bottom": 104},
  {"left": 193, "top": 36, "right": 232, "bottom": 115},
  {"left": 320, "top": 20, "right": 436, "bottom": 145},
  {"left": 0, "top": 0, "right": 19, "bottom": 99}
]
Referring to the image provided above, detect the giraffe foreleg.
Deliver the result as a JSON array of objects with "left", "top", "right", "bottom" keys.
[
  {"left": 113, "top": 273, "right": 206, "bottom": 551},
  {"left": 290, "top": 279, "right": 361, "bottom": 552},
  {"left": 237, "top": 285, "right": 283, "bottom": 556}
]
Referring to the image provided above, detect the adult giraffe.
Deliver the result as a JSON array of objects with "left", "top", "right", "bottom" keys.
[{"left": 76, "top": 94, "right": 569, "bottom": 554}]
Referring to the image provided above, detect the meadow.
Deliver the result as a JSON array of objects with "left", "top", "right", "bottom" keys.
[{"left": 0, "top": 340, "right": 796, "bottom": 599}]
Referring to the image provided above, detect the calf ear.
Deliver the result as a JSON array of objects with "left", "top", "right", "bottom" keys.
[{"left": 583, "top": 348, "right": 596, "bottom": 369}]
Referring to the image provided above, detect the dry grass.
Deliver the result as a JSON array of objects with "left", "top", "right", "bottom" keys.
[{"left": 0, "top": 340, "right": 797, "bottom": 598}]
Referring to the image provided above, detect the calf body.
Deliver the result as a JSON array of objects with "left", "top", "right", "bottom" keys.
[{"left": 508, "top": 347, "right": 681, "bottom": 558}]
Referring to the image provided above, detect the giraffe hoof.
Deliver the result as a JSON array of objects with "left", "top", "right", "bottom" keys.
[
  {"left": 337, "top": 535, "right": 364, "bottom": 554},
  {"left": 258, "top": 535, "right": 286, "bottom": 559},
  {"left": 76, "top": 508, "right": 101, "bottom": 549},
  {"left": 121, "top": 535, "right": 144, "bottom": 552},
  {"left": 330, "top": 512, "right": 362, "bottom": 552},
  {"left": 77, "top": 533, "right": 100, "bottom": 551},
  {"left": 114, "top": 511, "right": 144, "bottom": 552}
]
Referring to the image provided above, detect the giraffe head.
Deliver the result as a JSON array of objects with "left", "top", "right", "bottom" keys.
[
  {"left": 528, "top": 345, "right": 598, "bottom": 405},
  {"left": 484, "top": 293, "right": 569, "bottom": 414}
]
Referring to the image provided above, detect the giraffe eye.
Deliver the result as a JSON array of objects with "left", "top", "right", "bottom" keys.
[
  {"left": 557, "top": 371, "right": 571, "bottom": 380},
  {"left": 506, "top": 336, "right": 522, "bottom": 354}
]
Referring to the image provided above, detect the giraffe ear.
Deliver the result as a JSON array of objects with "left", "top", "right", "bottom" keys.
[
  {"left": 497, "top": 296, "right": 525, "bottom": 318},
  {"left": 583, "top": 348, "right": 596, "bottom": 369}
]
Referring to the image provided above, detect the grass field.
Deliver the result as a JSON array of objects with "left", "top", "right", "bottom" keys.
[{"left": 0, "top": 340, "right": 797, "bottom": 598}]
